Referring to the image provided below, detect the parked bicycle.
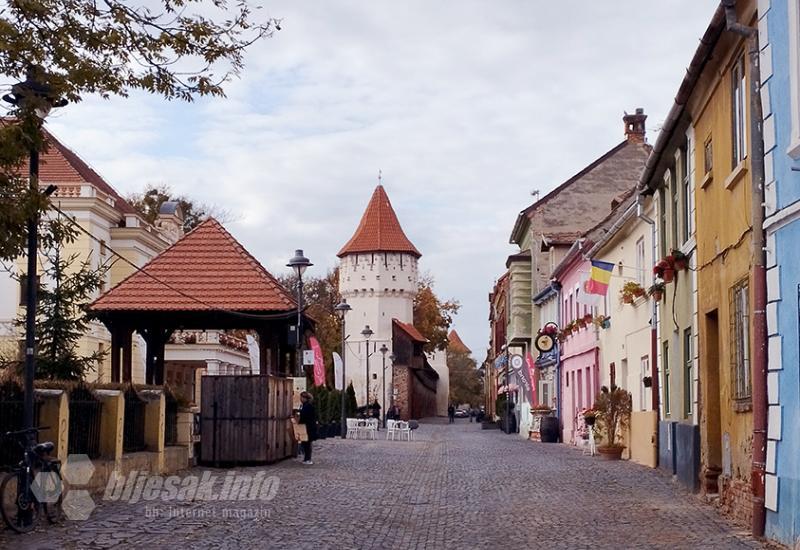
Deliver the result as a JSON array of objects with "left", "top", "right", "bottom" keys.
[{"left": 0, "top": 427, "right": 63, "bottom": 533}]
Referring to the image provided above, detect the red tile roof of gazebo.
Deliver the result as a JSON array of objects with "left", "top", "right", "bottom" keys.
[
  {"left": 337, "top": 185, "right": 421, "bottom": 258},
  {"left": 91, "top": 218, "right": 297, "bottom": 312}
]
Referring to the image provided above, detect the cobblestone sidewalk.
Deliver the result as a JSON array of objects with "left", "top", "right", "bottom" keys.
[{"left": 0, "top": 419, "right": 772, "bottom": 549}]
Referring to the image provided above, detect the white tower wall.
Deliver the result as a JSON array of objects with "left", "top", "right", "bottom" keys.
[{"left": 339, "top": 251, "right": 418, "bottom": 407}]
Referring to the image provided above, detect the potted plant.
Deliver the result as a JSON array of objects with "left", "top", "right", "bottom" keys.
[
  {"left": 648, "top": 281, "right": 666, "bottom": 302},
  {"left": 620, "top": 281, "right": 645, "bottom": 304},
  {"left": 592, "top": 385, "right": 632, "bottom": 460},
  {"left": 583, "top": 409, "right": 597, "bottom": 426},
  {"left": 593, "top": 315, "right": 611, "bottom": 329},
  {"left": 671, "top": 249, "right": 689, "bottom": 271},
  {"left": 576, "top": 317, "right": 587, "bottom": 329},
  {"left": 653, "top": 258, "right": 675, "bottom": 283},
  {"left": 642, "top": 376, "right": 653, "bottom": 388},
  {"left": 583, "top": 313, "right": 594, "bottom": 324}
]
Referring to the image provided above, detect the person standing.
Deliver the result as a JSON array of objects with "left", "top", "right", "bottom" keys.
[
  {"left": 447, "top": 404, "right": 455, "bottom": 424},
  {"left": 298, "top": 391, "right": 317, "bottom": 465}
]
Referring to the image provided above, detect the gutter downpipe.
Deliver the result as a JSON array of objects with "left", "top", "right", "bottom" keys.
[
  {"left": 722, "top": 0, "right": 768, "bottom": 538},
  {"left": 636, "top": 196, "right": 660, "bottom": 421}
]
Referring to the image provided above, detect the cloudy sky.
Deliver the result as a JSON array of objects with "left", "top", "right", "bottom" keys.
[{"left": 43, "top": 0, "right": 718, "bottom": 358}]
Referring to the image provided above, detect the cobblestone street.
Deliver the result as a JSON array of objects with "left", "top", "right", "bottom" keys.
[{"left": 2, "top": 419, "right": 768, "bottom": 549}]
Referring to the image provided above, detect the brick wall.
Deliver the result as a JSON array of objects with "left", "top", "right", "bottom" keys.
[{"left": 718, "top": 476, "right": 752, "bottom": 527}]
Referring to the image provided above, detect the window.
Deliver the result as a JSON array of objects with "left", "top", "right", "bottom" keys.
[
  {"left": 640, "top": 356, "right": 649, "bottom": 412},
  {"left": 680, "top": 144, "right": 691, "bottom": 243},
  {"left": 667, "top": 167, "right": 678, "bottom": 249},
  {"left": 703, "top": 136, "right": 713, "bottom": 176},
  {"left": 789, "top": 0, "right": 800, "bottom": 158},
  {"left": 731, "top": 280, "right": 751, "bottom": 401},
  {"left": 683, "top": 328, "right": 693, "bottom": 416},
  {"left": 663, "top": 342, "right": 671, "bottom": 417},
  {"left": 658, "top": 187, "right": 668, "bottom": 256},
  {"left": 635, "top": 237, "right": 646, "bottom": 286},
  {"left": 731, "top": 54, "right": 747, "bottom": 167}
]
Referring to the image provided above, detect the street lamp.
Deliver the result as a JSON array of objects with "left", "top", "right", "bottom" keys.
[
  {"left": 287, "top": 249, "right": 312, "bottom": 377},
  {"left": 379, "top": 343, "right": 388, "bottom": 426},
  {"left": 3, "top": 66, "right": 67, "bottom": 434},
  {"left": 361, "top": 325, "right": 373, "bottom": 406},
  {"left": 334, "top": 300, "right": 351, "bottom": 439}
]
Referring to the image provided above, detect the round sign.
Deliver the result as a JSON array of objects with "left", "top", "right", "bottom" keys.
[
  {"left": 510, "top": 354, "right": 524, "bottom": 369},
  {"left": 535, "top": 333, "right": 555, "bottom": 353}
]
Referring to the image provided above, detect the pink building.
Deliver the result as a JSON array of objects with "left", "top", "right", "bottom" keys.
[{"left": 552, "top": 242, "right": 601, "bottom": 444}]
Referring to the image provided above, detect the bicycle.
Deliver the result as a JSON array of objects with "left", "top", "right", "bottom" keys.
[{"left": 0, "top": 427, "right": 63, "bottom": 533}]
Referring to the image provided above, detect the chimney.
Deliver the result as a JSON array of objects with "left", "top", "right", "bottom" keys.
[{"left": 623, "top": 108, "right": 647, "bottom": 144}]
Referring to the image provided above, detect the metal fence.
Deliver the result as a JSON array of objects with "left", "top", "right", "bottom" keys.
[
  {"left": 0, "top": 396, "right": 41, "bottom": 469},
  {"left": 123, "top": 387, "right": 146, "bottom": 453},
  {"left": 164, "top": 392, "right": 178, "bottom": 446},
  {"left": 68, "top": 386, "right": 102, "bottom": 459}
]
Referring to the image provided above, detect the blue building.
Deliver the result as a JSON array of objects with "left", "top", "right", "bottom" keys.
[{"left": 760, "top": 0, "right": 800, "bottom": 545}]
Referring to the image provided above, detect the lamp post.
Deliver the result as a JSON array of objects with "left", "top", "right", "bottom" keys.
[
  {"left": 361, "top": 325, "right": 373, "bottom": 406},
  {"left": 389, "top": 353, "right": 397, "bottom": 415},
  {"left": 3, "top": 66, "right": 66, "bottom": 434},
  {"left": 379, "top": 343, "right": 388, "bottom": 426},
  {"left": 334, "top": 301, "right": 351, "bottom": 438},
  {"left": 287, "top": 250, "right": 312, "bottom": 377},
  {"left": 503, "top": 344, "right": 511, "bottom": 434}
]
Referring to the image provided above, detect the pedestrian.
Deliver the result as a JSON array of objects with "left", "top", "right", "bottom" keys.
[
  {"left": 469, "top": 407, "right": 474, "bottom": 423},
  {"left": 298, "top": 391, "right": 317, "bottom": 465},
  {"left": 447, "top": 404, "right": 455, "bottom": 423}
]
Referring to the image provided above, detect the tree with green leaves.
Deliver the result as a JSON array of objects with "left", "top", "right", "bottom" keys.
[
  {"left": 448, "top": 350, "right": 483, "bottom": 407},
  {"left": 1, "top": 1, "right": 279, "bottom": 261}
]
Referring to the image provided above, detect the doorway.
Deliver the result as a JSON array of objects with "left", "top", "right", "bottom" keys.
[{"left": 703, "top": 310, "right": 722, "bottom": 493}]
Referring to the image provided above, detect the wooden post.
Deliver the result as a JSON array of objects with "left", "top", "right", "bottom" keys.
[
  {"left": 110, "top": 327, "right": 121, "bottom": 383},
  {"left": 144, "top": 329, "right": 156, "bottom": 385},
  {"left": 122, "top": 329, "right": 133, "bottom": 383},
  {"left": 257, "top": 329, "right": 269, "bottom": 376}
]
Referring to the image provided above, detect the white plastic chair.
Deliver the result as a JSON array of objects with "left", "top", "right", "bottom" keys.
[
  {"left": 395, "top": 421, "right": 412, "bottom": 441},
  {"left": 346, "top": 418, "right": 361, "bottom": 440},
  {"left": 363, "top": 418, "right": 378, "bottom": 440},
  {"left": 386, "top": 419, "right": 397, "bottom": 440}
]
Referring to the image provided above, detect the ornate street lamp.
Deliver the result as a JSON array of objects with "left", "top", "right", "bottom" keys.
[
  {"left": 334, "top": 300, "right": 351, "bottom": 438},
  {"left": 287, "top": 250, "right": 312, "bottom": 377},
  {"left": 389, "top": 353, "right": 397, "bottom": 417},
  {"left": 379, "top": 343, "right": 389, "bottom": 427},
  {"left": 3, "top": 66, "right": 67, "bottom": 433},
  {"left": 361, "top": 325, "right": 373, "bottom": 406}
]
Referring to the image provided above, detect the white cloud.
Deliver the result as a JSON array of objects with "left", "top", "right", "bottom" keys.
[{"left": 42, "top": 0, "right": 718, "bottom": 356}]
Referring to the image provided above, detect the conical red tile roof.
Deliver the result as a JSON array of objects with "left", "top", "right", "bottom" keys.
[
  {"left": 448, "top": 330, "right": 471, "bottom": 354},
  {"left": 337, "top": 185, "right": 421, "bottom": 258},
  {"left": 91, "top": 218, "right": 297, "bottom": 312}
]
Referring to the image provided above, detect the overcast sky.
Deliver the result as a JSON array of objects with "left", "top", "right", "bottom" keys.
[{"left": 43, "top": 0, "right": 718, "bottom": 358}]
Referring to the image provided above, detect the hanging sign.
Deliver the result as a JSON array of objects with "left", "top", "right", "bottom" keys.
[{"left": 509, "top": 353, "right": 534, "bottom": 404}]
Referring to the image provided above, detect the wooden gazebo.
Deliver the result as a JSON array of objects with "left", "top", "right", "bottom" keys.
[{"left": 90, "top": 218, "right": 306, "bottom": 385}]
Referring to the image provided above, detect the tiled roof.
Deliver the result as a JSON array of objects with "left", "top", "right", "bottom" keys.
[
  {"left": 393, "top": 319, "right": 428, "bottom": 343},
  {"left": 448, "top": 330, "right": 471, "bottom": 354},
  {"left": 91, "top": 218, "right": 297, "bottom": 312},
  {"left": 338, "top": 185, "right": 421, "bottom": 258}
]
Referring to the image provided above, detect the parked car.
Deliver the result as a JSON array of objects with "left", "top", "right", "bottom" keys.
[{"left": 454, "top": 409, "right": 469, "bottom": 418}]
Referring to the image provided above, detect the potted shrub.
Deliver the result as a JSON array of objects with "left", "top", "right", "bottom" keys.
[
  {"left": 620, "top": 281, "right": 645, "bottom": 304},
  {"left": 653, "top": 258, "right": 675, "bottom": 283},
  {"left": 671, "top": 249, "right": 689, "bottom": 271},
  {"left": 576, "top": 317, "right": 587, "bottom": 329},
  {"left": 583, "top": 313, "right": 594, "bottom": 324},
  {"left": 648, "top": 281, "right": 666, "bottom": 302},
  {"left": 593, "top": 315, "right": 611, "bottom": 329},
  {"left": 592, "top": 385, "right": 632, "bottom": 460}
]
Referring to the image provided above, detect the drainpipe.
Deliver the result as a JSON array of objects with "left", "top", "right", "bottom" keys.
[
  {"left": 722, "top": 0, "right": 768, "bottom": 538},
  {"left": 637, "top": 195, "right": 660, "bottom": 420}
]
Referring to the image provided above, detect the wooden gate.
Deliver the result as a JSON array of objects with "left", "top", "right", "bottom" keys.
[{"left": 200, "top": 375, "right": 294, "bottom": 465}]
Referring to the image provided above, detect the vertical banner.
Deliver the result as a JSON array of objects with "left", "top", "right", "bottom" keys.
[
  {"left": 509, "top": 354, "right": 534, "bottom": 405},
  {"left": 333, "top": 352, "right": 344, "bottom": 391},
  {"left": 525, "top": 352, "right": 538, "bottom": 406},
  {"left": 309, "top": 336, "right": 325, "bottom": 387}
]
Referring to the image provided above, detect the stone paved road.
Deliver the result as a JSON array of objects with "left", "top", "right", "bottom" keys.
[{"left": 1, "top": 419, "right": 771, "bottom": 549}]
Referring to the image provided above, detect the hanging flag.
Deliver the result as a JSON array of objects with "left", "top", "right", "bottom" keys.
[
  {"left": 309, "top": 336, "right": 325, "bottom": 386},
  {"left": 509, "top": 354, "right": 534, "bottom": 405},
  {"left": 585, "top": 260, "right": 614, "bottom": 296},
  {"left": 526, "top": 353, "right": 538, "bottom": 406},
  {"left": 333, "top": 352, "right": 344, "bottom": 390}
]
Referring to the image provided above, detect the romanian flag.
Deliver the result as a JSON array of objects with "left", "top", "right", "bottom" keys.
[{"left": 585, "top": 260, "right": 614, "bottom": 296}]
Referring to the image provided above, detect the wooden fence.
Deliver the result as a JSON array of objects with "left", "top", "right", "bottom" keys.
[{"left": 200, "top": 375, "right": 294, "bottom": 465}]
